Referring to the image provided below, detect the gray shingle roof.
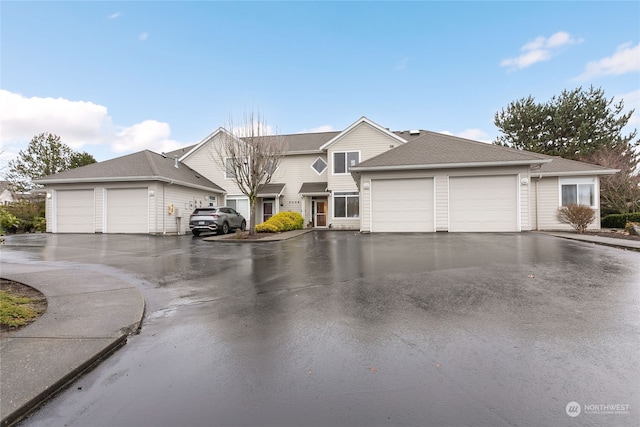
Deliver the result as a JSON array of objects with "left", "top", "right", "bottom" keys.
[
  {"left": 352, "top": 131, "right": 552, "bottom": 169},
  {"left": 536, "top": 155, "right": 618, "bottom": 175},
  {"left": 35, "top": 150, "right": 224, "bottom": 192},
  {"left": 169, "top": 129, "right": 425, "bottom": 159},
  {"left": 257, "top": 183, "right": 286, "bottom": 197},
  {"left": 299, "top": 182, "right": 328, "bottom": 195}
]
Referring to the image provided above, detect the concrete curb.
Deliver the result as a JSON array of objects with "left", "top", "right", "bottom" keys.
[
  {"left": 202, "top": 228, "right": 314, "bottom": 243},
  {"left": 0, "top": 266, "right": 146, "bottom": 427},
  {"left": 538, "top": 231, "right": 640, "bottom": 252}
]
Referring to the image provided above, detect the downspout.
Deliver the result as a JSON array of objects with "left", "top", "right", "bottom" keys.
[
  {"left": 535, "top": 174, "right": 542, "bottom": 231},
  {"left": 163, "top": 183, "right": 167, "bottom": 235},
  {"left": 162, "top": 181, "right": 174, "bottom": 235}
]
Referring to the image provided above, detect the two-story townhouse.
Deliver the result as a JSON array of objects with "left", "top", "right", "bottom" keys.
[{"left": 36, "top": 116, "right": 618, "bottom": 234}]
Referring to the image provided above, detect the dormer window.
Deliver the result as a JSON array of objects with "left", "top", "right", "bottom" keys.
[{"left": 311, "top": 157, "right": 327, "bottom": 174}]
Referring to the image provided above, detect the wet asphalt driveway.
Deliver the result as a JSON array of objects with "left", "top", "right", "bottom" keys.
[{"left": 3, "top": 231, "right": 639, "bottom": 426}]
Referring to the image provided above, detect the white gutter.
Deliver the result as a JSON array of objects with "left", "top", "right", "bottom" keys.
[
  {"left": 34, "top": 176, "right": 225, "bottom": 193},
  {"left": 350, "top": 159, "right": 551, "bottom": 172},
  {"left": 538, "top": 169, "right": 619, "bottom": 177}
]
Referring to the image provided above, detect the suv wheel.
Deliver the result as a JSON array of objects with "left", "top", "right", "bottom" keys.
[
  {"left": 240, "top": 220, "right": 246, "bottom": 231},
  {"left": 220, "top": 222, "right": 230, "bottom": 235}
]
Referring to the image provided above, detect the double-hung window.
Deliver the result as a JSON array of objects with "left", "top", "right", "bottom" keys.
[
  {"left": 333, "top": 151, "right": 359, "bottom": 174},
  {"left": 333, "top": 192, "right": 359, "bottom": 218},
  {"left": 560, "top": 178, "right": 595, "bottom": 207}
]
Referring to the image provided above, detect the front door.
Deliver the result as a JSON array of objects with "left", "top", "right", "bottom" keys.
[
  {"left": 313, "top": 198, "right": 327, "bottom": 227},
  {"left": 263, "top": 201, "right": 274, "bottom": 223}
]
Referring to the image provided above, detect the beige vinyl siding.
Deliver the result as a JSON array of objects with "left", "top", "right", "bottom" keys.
[
  {"left": 435, "top": 174, "right": 449, "bottom": 231},
  {"left": 519, "top": 173, "right": 530, "bottom": 231},
  {"left": 161, "top": 184, "right": 215, "bottom": 234},
  {"left": 534, "top": 176, "right": 601, "bottom": 230},
  {"left": 270, "top": 153, "right": 327, "bottom": 218},
  {"left": 328, "top": 122, "right": 402, "bottom": 229},
  {"left": 181, "top": 133, "right": 239, "bottom": 195}
]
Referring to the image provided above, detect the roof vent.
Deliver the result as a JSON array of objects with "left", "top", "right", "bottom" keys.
[
  {"left": 174, "top": 156, "right": 179, "bottom": 168},
  {"left": 409, "top": 130, "right": 420, "bottom": 135}
]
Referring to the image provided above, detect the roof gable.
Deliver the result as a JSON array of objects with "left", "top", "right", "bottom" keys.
[
  {"left": 319, "top": 117, "right": 407, "bottom": 151},
  {"left": 177, "top": 128, "right": 241, "bottom": 162}
]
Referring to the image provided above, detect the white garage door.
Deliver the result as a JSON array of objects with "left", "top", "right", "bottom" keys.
[
  {"left": 106, "top": 188, "right": 149, "bottom": 233},
  {"left": 449, "top": 175, "right": 518, "bottom": 232},
  {"left": 371, "top": 178, "right": 434, "bottom": 232},
  {"left": 56, "top": 190, "right": 95, "bottom": 233}
]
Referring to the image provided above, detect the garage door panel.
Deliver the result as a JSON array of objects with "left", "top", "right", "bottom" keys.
[
  {"left": 449, "top": 175, "right": 517, "bottom": 232},
  {"left": 56, "top": 190, "right": 94, "bottom": 233},
  {"left": 106, "top": 188, "right": 148, "bottom": 233},
  {"left": 372, "top": 178, "right": 434, "bottom": 232}
]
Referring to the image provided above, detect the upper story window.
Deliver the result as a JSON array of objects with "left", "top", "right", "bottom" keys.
[
  {"left": 225, "top": 158, "right": 236, "bottom": 179},
  {"left": 560, "top": 178, "right": 595, "bottom": 207},
  {"left": 265, "top": 158, "right": 278, "bottom": 175},
  {"left": 311, "top": 157, "right": 327, "bottom": 174},
  {"left": 333, "top": 151, "right": 360, "bottom": 174}
]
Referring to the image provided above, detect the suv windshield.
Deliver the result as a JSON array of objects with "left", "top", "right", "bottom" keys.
[{"left": 192, "top": 208, "right": 219, "bottom": 215}]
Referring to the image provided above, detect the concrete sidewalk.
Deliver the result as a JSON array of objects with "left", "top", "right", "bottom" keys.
[
  {"left": 540, "top": 231, "right": 640, "bottom": 251},
  {"left": 0, "top": 262, "right": 145, "bottom": 427}
]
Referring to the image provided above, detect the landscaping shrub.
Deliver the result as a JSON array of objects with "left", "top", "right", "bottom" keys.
[
  {"left": 255, "top": 211, "right": 304, "bottom": 233},
  {"left": 601, "top": 213, "right": 640, "bottom": 229},
  {"left": 3, "top": 200, "right": 46, "bottom": 233},
  {"left": 0, "top": 207, "right": 20, "bottom": 235},
  {"left": 557, "top": 204, "right": 596, "bottom": 233}
]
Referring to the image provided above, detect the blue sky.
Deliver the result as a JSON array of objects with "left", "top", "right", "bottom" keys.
[{"left": 1, "top": 1, "right": 639, "bottom": 166}]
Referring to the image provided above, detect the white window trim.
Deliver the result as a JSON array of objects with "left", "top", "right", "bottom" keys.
[
  {"left": 332, "top": 150, "right": 361, "bottom": 175},
  {"left": 310, "top": 157, "right": 328, "bottom": 175},
  {"left": 558, "top": 177, "right": 597, "bottom": 208},
  {"left": 225, "top": 157, "right": 235, "bottom": 180},
  {"left": 332, "top": 191, "right": 360, "bottom": 219}
]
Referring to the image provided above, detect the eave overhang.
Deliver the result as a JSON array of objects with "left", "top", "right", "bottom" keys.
[
  {"left": 34, "top": 176, "right": 226, "bottom": 194},
  {"left": 350, "top": 159, "right": 551, "bottom": 173}
]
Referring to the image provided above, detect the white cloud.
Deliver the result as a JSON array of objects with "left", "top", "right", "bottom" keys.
[
  {"left": 575, "top": 42, "right": 640, "bottom": 81},
  {"left": 108, "top": 12, "right": 122, "bottom": 19},
  {"left": 301, "top": 125, "right": 334, "bottom": 133},
  {"left": 0, "top": 89, "right": 110, "bottom": 150},
  {"left": 501, "top": 31, "right": 582, "bottom": 70},
  {"left": 138, "top": 32, "right": 149, "bottom": 41},
  {"left": 438, "top": 129, "right": 491, "bottom": 143},
  {"left": 113, "top": 120, "right": 183, "bottom": 154},
  {"left": 0, "top": 89, "right": 184, "bottom": 164}
]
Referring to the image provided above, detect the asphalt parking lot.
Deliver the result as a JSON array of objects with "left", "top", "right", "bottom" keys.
[{"left": 3, "top": 231, "right": 639, "bottom": 426}]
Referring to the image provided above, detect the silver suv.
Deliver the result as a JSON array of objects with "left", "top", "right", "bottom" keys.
[{"left": 189, "top": 207, "right": 246, "bottom": 236}]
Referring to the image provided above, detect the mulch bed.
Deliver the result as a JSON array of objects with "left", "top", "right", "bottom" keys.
[{"left": 0, "top": 279, "right": 48, "bottom": 334}]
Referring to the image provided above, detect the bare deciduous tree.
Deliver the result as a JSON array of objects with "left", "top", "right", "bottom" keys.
[
  {"left": 210, "top": 111, "right": 287, "bottom": 235},
  {"left": 579, "top": 145, "right": 640, "bottom": 214}
]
